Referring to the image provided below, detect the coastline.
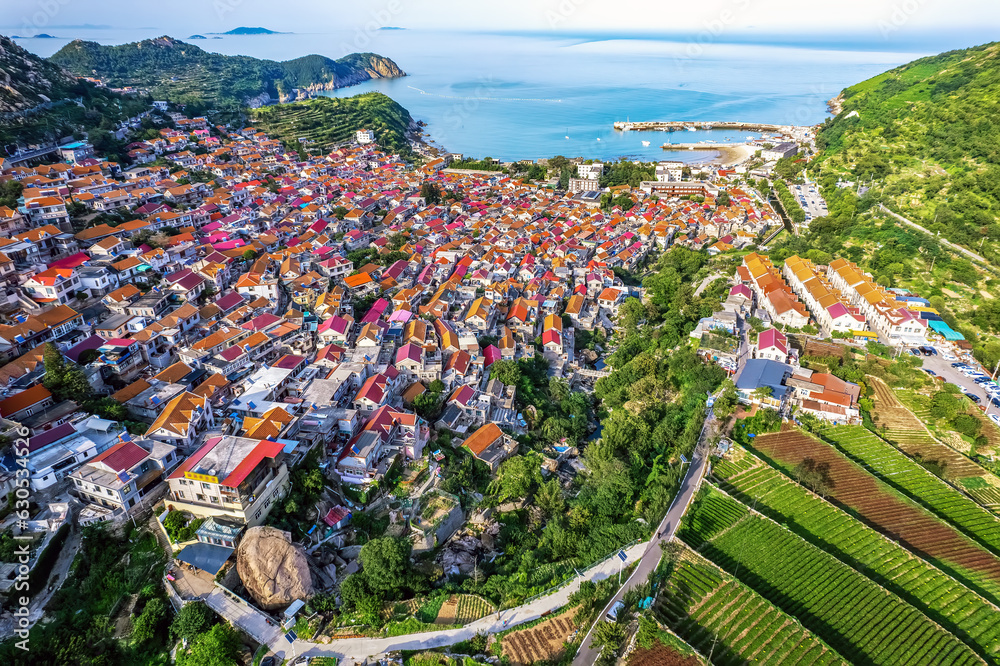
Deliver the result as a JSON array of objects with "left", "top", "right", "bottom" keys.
[{"left": 693, "top": 143, "right": 755, "bottom": 167}]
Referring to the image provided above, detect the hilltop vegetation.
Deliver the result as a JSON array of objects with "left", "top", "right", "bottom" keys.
[
  {"left": 813, "top": 41, "right": 1000, "bottom": 261},
  {"left": 250, "top": 93, "right": 415, "bottom": 155},
  {"left": 49, "top": 36, "right": 405, "bottom": 107},
  {"left": 0, "top": 35, "right": 151, "bottom": 146}
]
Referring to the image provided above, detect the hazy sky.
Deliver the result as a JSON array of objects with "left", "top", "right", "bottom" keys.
[{"left": 2, "top": 0, "right": 997, "bottom": 47}]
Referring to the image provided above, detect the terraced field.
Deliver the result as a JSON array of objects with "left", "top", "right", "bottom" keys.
[
  {"left": 655, "top": 549, "right": 847, "bottom": 666},
  {"left": 869, "top": 377, "right": 987, "bottom": 480},
  {"left": 454, "top": 595, "right": 495, "bottom": 624},
  {"left": 713, "top": 454, "right": 1000, "bottom": 661},
  {"left": 748, "top": 428, "right": 1000, "bottom": 601},
  {"left": 821, "top": 426, "right": 1000, "bottom": 557},
  {"left": 679, "top": 488, "right": 985, "bottom": 666}
]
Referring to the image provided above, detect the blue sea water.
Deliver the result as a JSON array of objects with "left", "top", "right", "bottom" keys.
[{"left": 13, "top": 29, "right": 929, "bottom": 162}]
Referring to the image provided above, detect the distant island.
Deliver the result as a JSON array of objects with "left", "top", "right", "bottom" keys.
[
  {"left": 379, "top": 27, "right": 406, "bottom": 31},
  {"left": 188, "top": 34, "right": 207, "bottom": 40},
  {"left": 210, "top": 27, "right": 286, "bottom": 35},
  {"left": 49, "top": 36, "right": 406, "bottom": 106},
  {"left": 32, "top": 33, "right": 58, "bottom": 39}
]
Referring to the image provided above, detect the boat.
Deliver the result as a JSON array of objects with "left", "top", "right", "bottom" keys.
[
  {"left": 686, "top": 126, "right": 697, "bottom": 132},
  {"left": 596, "top": 138, "right": 601, "bottom": 141},
  {"left": 565, "top": 136, "right": 569, "bottom": 140},
  {"left": 641, "top": 140, "right": 650, "bottom": 147}
]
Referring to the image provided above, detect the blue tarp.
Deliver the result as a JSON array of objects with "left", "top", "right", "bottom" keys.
[{"left": 929, "top": 320, "right": 965, "bottom": 341}]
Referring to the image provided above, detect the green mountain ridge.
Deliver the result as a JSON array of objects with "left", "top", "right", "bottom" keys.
[
  {"left": 814, "top": 40, "right": 1000, "bottom": 261},
  {"left": 49, "top": 36, "right": 406, "bottom": 107}
]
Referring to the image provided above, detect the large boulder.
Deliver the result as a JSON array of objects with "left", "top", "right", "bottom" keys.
[{"left": 236, "top": 526, "right": 313, "bottom": 610}]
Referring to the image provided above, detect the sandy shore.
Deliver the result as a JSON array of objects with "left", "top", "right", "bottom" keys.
[{"left": 708, "top": 143, "right": 756, "bottom": 167}]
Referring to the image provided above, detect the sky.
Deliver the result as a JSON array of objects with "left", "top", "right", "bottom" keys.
[{"left": 1, "top": 0, "right": 997, "bottom": 50}]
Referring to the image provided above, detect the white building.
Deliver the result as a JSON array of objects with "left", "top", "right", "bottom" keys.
[
  {"left": 577, "top": 162, "right": 604, "bottom": 180},
  {"left": 655, "top": 161, "right": 685, "bottom": 182},
  {"left": 356, "top": 129, "right": 375, "bottom": 144}
]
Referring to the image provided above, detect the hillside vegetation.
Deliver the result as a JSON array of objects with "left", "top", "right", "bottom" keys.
[
  {"left": 814, "top": 41, "right": 1000, "bottom": 261},
  {"left": 49, "top": 36, "right": 406, "bottom": 107},
  {"left": 0, "top": 35, "right": 150, "bottom": 146},
  {"left": 250, "top": 93, "right": 415, "bottom": 154}
]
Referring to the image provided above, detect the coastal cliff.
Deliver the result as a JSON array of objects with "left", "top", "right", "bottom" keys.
[{"left": 49, "top": 36, "right": 406, "bottom": 107}]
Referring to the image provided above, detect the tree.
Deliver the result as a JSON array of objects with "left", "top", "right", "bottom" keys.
[
  {"left": 713, "top": 380, "right": 739, "bottom": 420},
  {"left": 488, "top": 454, "right": 542, "bottom": 504},
  {"left": 130, "top": 597, "right": 166, "bottom": 645},
  {"left": 420, "top": 182, "right": 441, "bottom": 204},
  {"left": 929, "top": 390, "right": 961, "bottom": 421},
  {"left": 43, "top": 343, "right": 92, "bottom": 402},
  {"left": 176, "top": 623, "right": 240, "bottom": 666},
  {"left": 242, "top": 249, "right": 257, "bottom": 262},
  {"left": 358, "top": 536, "right": 412, "bottom": 597},
  {"left": 489, "top": 359, "right": 521, "bottom": 386},
  {"left": 752, "top": 385, "right": 773, "bottom": 402},
  {"left": 43, "top": 343, "right": 67, "bottom": 390},
  {"left": 170, "top": 601, "right": 216, "bottom": 641}
]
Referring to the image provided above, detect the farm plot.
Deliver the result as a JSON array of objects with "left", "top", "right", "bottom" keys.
[
  {"left": 822, "top": 426, "right": 1000, "bottom": 556},
  {"left": 435, "top": 596, "right": 458, "bottom": 625},
  {"left": 869, "top": 377, "right": 988, "bottom": 481},
  {"left": 713, "top": 454, "right": 1000, "bottom": 660},
  {"left": 749, "top": 428, "right": 1000, "bottom": 602},
  {"left": 682, "top": 489, "right": 985, "bottom": 666},
  {"left": 655, "top": 548, "right": 847, "bottom": 666},
  {"left": 501, "top": 608, "right": 580, "bottom": 666},
  {"left": 454, "top": 595, "right": 494, "bottom": 624}
]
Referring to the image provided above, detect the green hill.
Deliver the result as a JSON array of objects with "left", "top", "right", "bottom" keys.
[
  {"left": 0, "top": 34, "right": 149, "bottom": 148},
  {"left": 250, "top": 93, "right": 415, "bottom": 155},
  {"left": 814, "top": 41, "right": 1000, "bottom": 259},
  {"left": 49, "top": 36, "right": 405, "bottom": 107}
]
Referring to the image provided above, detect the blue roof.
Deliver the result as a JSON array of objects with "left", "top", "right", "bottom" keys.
[
  {"left": 929, "top": 320, "right": 965, "bottom": 341},
  {"left": 176, "top": 542, "right": 234, "bottom": 575},
  {"left": 734, "top": 359, "right": 792, "bottom": 399}
]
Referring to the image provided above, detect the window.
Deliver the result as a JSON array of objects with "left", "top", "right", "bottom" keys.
[
  {"left": 106, "top": 489, "right": 113, "bottom": 496},
  {"left": 196, "top": 494, "right": 206, "bottom": 502},
  {"left": 210, "top": 496, "right": 219, "bottom": 504}
]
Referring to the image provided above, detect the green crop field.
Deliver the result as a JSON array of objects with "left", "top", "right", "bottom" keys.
[
  {"left": 679, "top": 487, "right": 984, "bottom": 665},
  {"left": 655, "top": 550, "right": 847, "bottom": 666},
  {"left": 713, "top": 454, "right": 1000, "bottom": 661},
  {"left": 823, "top": 426, "right": 1000, "bottom": 555}
]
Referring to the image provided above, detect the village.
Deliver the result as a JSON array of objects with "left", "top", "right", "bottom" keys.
[{"left": 0, "top": 100, "right": 982, "bottom": 664}]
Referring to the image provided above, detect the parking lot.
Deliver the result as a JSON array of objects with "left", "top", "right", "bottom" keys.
[
  {"left": 914, "top": 347, "right": 1000, "bottom": 423},
  {"left": 793, "top": 182, "right": 828, "bottom": 223}
]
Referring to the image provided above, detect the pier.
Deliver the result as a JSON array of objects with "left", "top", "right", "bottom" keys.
[
  {"left": 615, "top": 120, "right": 791, "bottom": 133},
  {"left": 661, "top": 143, "right": 743, "bottom": 150}
]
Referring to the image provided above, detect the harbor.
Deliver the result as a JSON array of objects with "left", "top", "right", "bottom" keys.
[{"left": 614, "top": 120, "right": 794, "bottom": 132}]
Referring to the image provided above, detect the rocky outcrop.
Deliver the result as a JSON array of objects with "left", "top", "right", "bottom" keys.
[{"left": 236, "top": 526, "right": 313, "bottom": 610}]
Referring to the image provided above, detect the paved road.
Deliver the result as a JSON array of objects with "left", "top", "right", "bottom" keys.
[
  {"left": 916, "top": 346, "right": 1000, "bottom": 420},
  {"left": 878, "top": 204, "right": 991, "bottom": 269},
  {"left": 269, "top": 541, "right": 649, "bottom": 664}
]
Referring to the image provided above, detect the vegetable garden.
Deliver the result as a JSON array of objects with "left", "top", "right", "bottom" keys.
[
  {"left": 713, "top": 452, "right": 1000, "bottom": 661},
  {"left": 679, "top": 487, "right": 984, "bottom": 666},
  {"left": 655, "top": 549, "right": 847, "bottom": 666}
]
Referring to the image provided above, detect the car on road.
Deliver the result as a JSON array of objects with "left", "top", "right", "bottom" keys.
[
  {"left": 606, "top": 601, "right": 626, "bottom": 622},
  {"left": 991, "top": 414, "right": 1000, "bottom": 426},
  {"left": 943, "top": 353, "right": 957, "bottom": 361},
  {"left": 951, "top": 362, "right": 967, "bottom": 368},
  {"left": 908, "top": 349, "right": 921, "bottom": 356},
  {"left": 922, "top": 369, "right": 937, "bottom": 377},
  {"left": 261, "top": 658, "right": 276, "bottom": 666},
  {"left": 964, "top": 392, "right": 982, "bottom": 404}
]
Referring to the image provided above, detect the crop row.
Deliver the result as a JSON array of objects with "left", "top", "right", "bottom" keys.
[
  {"left": 715, "top": 459, "right": 1000, "bottom": 659},
  {"left": 694, "top": 488, "right": 982, "bottom": 665},
  {"left": 824, "top": 426, "right": 1000, "bottom": 554},
  {"left": 676, "top": 490, "right": 748, "bottom": 546},
  {"left": 657, "top": 554, "right": 846, "bottom": 666}
]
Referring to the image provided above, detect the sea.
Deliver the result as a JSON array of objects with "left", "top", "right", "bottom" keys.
[{"left": 12, "top": 28, "right": 932, "bottom": 163}]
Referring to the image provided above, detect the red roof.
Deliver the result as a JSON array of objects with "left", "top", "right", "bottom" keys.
[
  {"left": 91, "top": 440, "right": 148, "bottom": 473},
  {"left": 222, "top": 439, "right": 284, "bottom": 488}
]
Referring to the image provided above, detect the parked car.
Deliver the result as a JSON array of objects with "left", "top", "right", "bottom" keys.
[
  {"left": 261, "top": 658, "right": 276, "bottom": 666},
  {"left": 921, "top": 369, "right": 937, "bottom": 376},
  {"left": 606, "top": 600, "right": 626, "bottom": 622},
  {"left": 991, "top": 414, "right": 1000, "bottom": 426},
  {"left": 964, "top": 392, "right": 982, "bottom": 404}
]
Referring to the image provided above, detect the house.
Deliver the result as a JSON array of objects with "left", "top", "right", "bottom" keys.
[
  {"left": 733, "top": 358, "right": 792, "bottom": 409},
  {"left": 166, "top": 436, "right": 290, "bottom": 526},
  {"left": 462, "top": 422, "right": 518, "bottom": 472},
  {"left": 0, "top": 384, "right": 55, "bottom": 423},
  {"left": 19, "top": 416, "right": 123, "bottom": 490},
  {"left": 756, "top": 328, "right": 789, "bottom": 364},
  {"left": 23, "top": 268, "right": 81, "bottom": 306},
  {"left": 70, "top": 437, "right": 179, "bottom": 517},
  {"left": 144, "top": 391, "right": 213, "bottom": 451}
]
